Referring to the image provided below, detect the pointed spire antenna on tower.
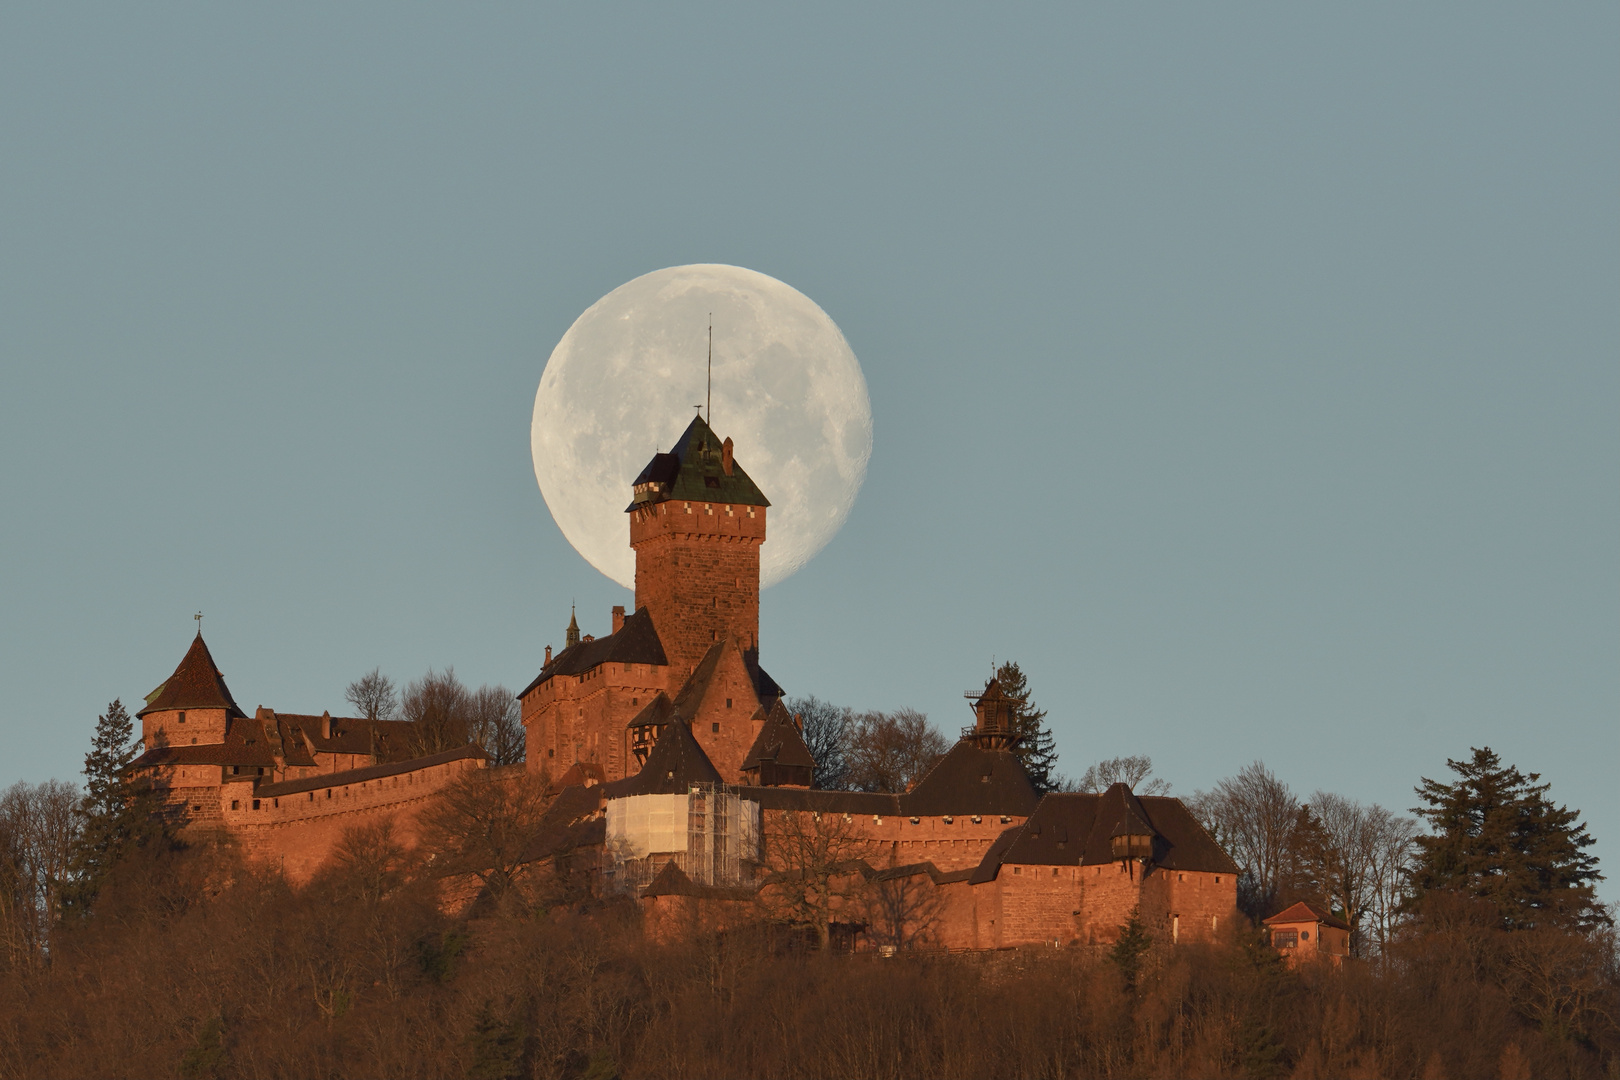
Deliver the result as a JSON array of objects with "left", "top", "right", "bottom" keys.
[{"left": 706, "top": 314, "right": 713, "bottom": 425}]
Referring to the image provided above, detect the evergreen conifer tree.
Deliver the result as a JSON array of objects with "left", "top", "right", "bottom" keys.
[
  {"left": 995, "top": 661, "right": 1061, "bottom": 794},
  {"left": 1410, "top": 746, "right": 1607, "bottom": 932},
  {"left": 1109, "top": 906, "right": 1153, "bottom": 990},
  {"left": 63, "top": 700, "right": 168, "bottom": 914}
]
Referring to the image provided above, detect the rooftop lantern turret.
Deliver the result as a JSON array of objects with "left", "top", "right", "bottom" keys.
[{"left": 963, "top": 677, "right": 1022, "bottom": 751}]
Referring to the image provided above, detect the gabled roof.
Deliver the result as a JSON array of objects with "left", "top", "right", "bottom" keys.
[
  {"left": 602, "top": 718, "right": 722, "bottom": 797},
  {"left": 744, "top": 648, "right": 784, "bottom": 706},
  {"left": 519, "top": 782, "right": 609, "bottom": 864},
  {"left": 626, "top": 414, "right": 770, "bottom": 512},
  {"left": 742, "top": 699, "right": 816, "bottom": 772},
  {"left": 975, "top": 787, "right": 1241, "bottom": 877},
  {"left": 255, "top": 744, "right": 487, "bottom": 798},
  {"left": 902, "top": 741, "right": 1039, "bottom": 818},
  {"left": 625, "top": 692, "right": 677, "bottom": 730},
  {"left": 1265, "top": 901, "right": 1351, "bottom": 931},
  {"left": 520, "top": 606, "right": 668, "bottom": 696},
  {"left": 671, "top": 639, "right": 731, "bottom": 717},
  {"left": 138, "top": 634, "right": 246, "bottom": 719}
]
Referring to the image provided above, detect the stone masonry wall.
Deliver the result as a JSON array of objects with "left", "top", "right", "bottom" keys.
[
  {"left": 760, "top": 808, "right": 1025, "bottom": 875},
  {"left": 687, "top": 643, "right": 773, "bottom": 782},
  {"left": 143, "top": 707, "right": 229, "bottom": 750},
  {"left": 631, "top": 501, "right": 764, "bottom": 676},
  {"left": 522, "top": 663, "right": 672, "bottom": 781},
  {"left": 205, "top": 755, "right": 482, "bottom": 882}
]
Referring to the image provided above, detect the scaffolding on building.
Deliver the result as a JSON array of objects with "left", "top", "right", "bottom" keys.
[{"left": 604, "top": 783, "right": 759, "bottom": 893}]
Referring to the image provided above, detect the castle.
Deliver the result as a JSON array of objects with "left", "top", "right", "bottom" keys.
[{"left": 129, "top": 411, "right": 1239, "bottom": 948}]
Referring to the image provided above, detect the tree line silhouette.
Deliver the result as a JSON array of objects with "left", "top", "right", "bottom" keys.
[{"left": 0, "top": 677, "right": 1614, "bottom": 1078}]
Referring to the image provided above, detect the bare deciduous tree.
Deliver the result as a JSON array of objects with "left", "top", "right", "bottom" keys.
[
  {"left": 416, "top": 770, "right": 552, "bottom": 902},
  {"left": 844, "top": 709, "right": 947, "bottom": 794},
  {"left": 1309, "top": 791, "right": 1419, "bottom": 956},
  {"left": 0, "top": 779, "right": 80, "bottom": 968},
  {"left": 466, "top": 684, "right": 525, "bottom": 767},
  {"left": 862, "top": 865, "right": 946, "bottom": 951},
  {"left": 1188, "top": 761, "right": 1299, "bottom": 918},
  {"left": 759, "top": 809, "right": 872, "bottom": 949},
  {"left": 345, "top": 668, "right": 398, "bottom": 724},
  {"left": 1365, "top": 807, "right": 1420, "bottom": 955},
  {"left": 1077, "top": 755, "right": 1171, "bottom": 796},
  {"left": 400, "top": 668, "right": 471, "bottom": 757},
  {"left": 785, "top": 695, "right": 852, "bottom": 791}
]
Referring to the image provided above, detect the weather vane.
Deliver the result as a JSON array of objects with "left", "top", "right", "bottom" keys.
[{"left": 195, "top": 611, "right": 203, "bottom": 634}]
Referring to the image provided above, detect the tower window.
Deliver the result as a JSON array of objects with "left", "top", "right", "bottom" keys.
[
  {"left": 725, "top": 698, "right": 732, "bottom": 709},
  {"left": 711, "top": 723, "right": 720, "bottom": 733},
  {"left": 178, "top": 712, "right": 186, "bottom": 723},
  {"left": 231, "top": 800, "right": 239, "bottom": 810}
]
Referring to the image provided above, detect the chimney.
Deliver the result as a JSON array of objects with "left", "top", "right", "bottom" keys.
[
  {"left": 321, "top": 710, "right": 331, "bottom": 740},
  {"left": 545, "top": 644, "right": 552, "bottom": 665},
  {"left": 721, "top": 437, "right": 734, "bottom": 476},
  {"left": 611, "top": 606, "right": 625, "bottom": 634}
]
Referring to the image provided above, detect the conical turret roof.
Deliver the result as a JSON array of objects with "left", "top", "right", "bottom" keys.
[
  {"left": 607, "top": 716, "right": 722, "bottom": 797},
  {"left": 138, "top": 633, "right": 245, "bottom": 719}
]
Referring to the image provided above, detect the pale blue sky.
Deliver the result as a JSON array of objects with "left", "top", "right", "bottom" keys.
[{"left": 1, "top": 6, "right": 1615, "bottom": 884}]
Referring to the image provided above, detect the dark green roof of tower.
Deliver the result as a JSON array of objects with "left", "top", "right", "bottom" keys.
[{"left": 626, "top": 414, "right": 770, "bottom": 511}]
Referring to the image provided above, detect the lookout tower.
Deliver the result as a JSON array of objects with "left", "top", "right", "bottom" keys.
[
  {"left": 627, "top": 414, "right": 770, "bottom": 676},
  {"left": 964, "top": 678, "right": 1022, "bottom": 751}
]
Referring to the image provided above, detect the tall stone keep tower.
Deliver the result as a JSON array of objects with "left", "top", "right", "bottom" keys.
[{"left": 628, "top": 414, "right": 770, "bottom": 676}]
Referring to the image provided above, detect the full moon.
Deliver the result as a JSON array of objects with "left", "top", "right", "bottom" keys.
[{"left": 532, "top": 264, "right": 873, "bottom": 590}]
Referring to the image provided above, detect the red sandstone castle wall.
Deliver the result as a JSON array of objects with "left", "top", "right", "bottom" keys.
[
  {"left": 760, "top": 808, "right": 1024, "bottom": 875},
  {"left": 687, "top": 643, "right": 772, "bottom": 782},
  {"left": 143, "top": 707, "right": 229, "bottom": 749},
  {"left": 522, "top": 663, "right": 671, "bottom": 781},
  {"left": 165, "top": 755, "right": 483, "bottom": 882},
  {"left": 631, "top": 501, "right": 764, "bottom": 675}
]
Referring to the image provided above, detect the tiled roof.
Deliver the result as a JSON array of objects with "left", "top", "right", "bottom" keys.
[
  {"left": 520, "top": 606, "right": 668, "bottom": 696},
  {"left": 601, "top": 718, "right": 722, "bottom": 797},
  {"left": 271, "top": 713, "right": 420, "bottom": 761},
  {"left": 744, "top": 648, "right": 783, "bottom": 705},
  {"left": 742, "top": 700, "right": 816, "bottom": 772},
  {"left": 518, "top": 783, "right": 608, "bottom": 863},
  {"left": 624, "top": 692, "right": 677, "bottom": 730},
  {"left": 1265, "top": 901, "right": 1351, "bottom": 931},
  {"left": 129, "top": 743, "right": 276, "bottom": 770},
  {"left": 626, "top": 415, "right": 770, "bottom": 512},
  {"left": 138, "top": 634, "right": 245, "bottom": 719},
  {"left": 903, "top": 742, "right": 1039, "bottom": 818},
  {"left": 255, "top": 744, "right": 487, "bottom": 798},
  {"left": 555, "top": 761, "right": 606, "bottom": 788},
  {"left": 738, "top": 787, "right": 902, "bottom": 815},
  {"left": 671, "top": 639, "right": 731, "bottom": 717},
  {"left": 975, "top": 785, "right": 1241, "bottom": 877}
]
